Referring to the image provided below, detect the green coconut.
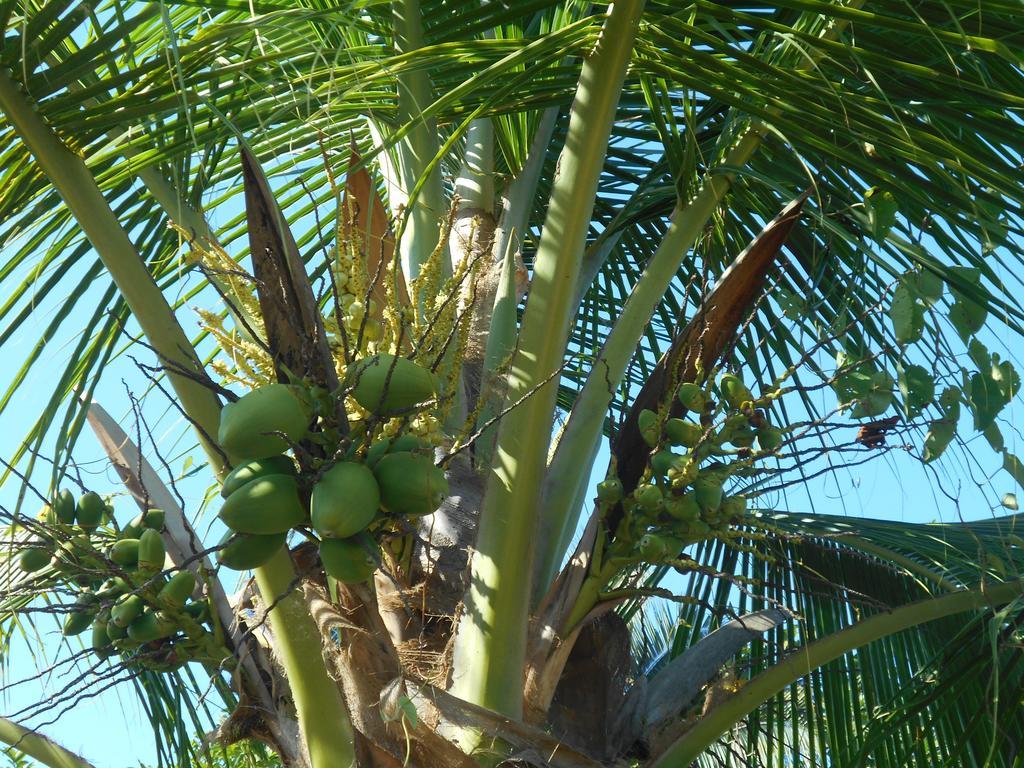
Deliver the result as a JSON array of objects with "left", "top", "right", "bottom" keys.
[
  {"left": 218, "top": 475, "right": 306, "bottom": 535},
  {"left": 720, "top": 495, "right": 748, "bottom": 521},
  {"left": 216, "top": 530, "right": 287, "bottom": 571},
  {"left": 719, "top": 373, "right": 753, "bottom": 409},
  {"left": 319, "top": 535, "right": 377, "bottom": 584},
  {"left": 127, "top": 610, "right": 177, "bottom": 643},
  {"left": 53, "top": 489, "right": 77, "bottom": 525},
  {"left": 76, "top": 492, "right": 106, "bottom": 532},
  {"left": 676, "top": 382, "right": 707, "bottom": 413},
  {"left": 665, "top": 419, "right": 703, "bottom": 448},
  {"left": 639, "top": 533, "right": 682, "bottom": 562},
  {"left": 109, "top": 538, "right": 140, "bottom": 568},
  {"left": 364, "top": 434, "right": 430, "bottom": 467},
  {"left": 221, "top": 456, "right": 297, "bottom": 499},
  {"left": 218, "top": 384, "right": 311, "bottom": 462},
  {"left": 91, "top": 619, "right": 114, "bottom": 658},
  {"left": 18, "top": 547, "right": 51, "bottom": 573},
  {"left": 110, "top": 594, "right": 145, "bottom": 628},
  {"left": 637, "top": 408, "right": 660, "bottom": 448},
  {"left": 595, "top": 477, "right": 624, "bottom": 504},
  {"left": 311, "top": 462, "right": 381, "bottom": 539},
  {"left": 158, "top": 571, "right": 196, "bottom": 609},
  {"left": 665, "top": 493, "right": 700, "bottom": 522},
  {"left": 373, "top": 452, "right": 448, "bottom": 518},
  {"left": 634, "top": 483, "right": 664, "bottom": 513},
  {"left": 348, "top": 354, "right": 439, "bottom": 415},
  {"left": 693, "top": 475, "right": 724, "bottom": 512},
  {"left": 62, "top": 608, "right": 96, "bottom": 637},
  {"left": 137, "top": 529, "right": 165, "bottom": 574},
  {"left": 757, "top": 426, "right": 783, "bottom": 452}
]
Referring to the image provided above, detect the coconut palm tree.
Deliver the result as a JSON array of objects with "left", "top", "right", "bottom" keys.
[{"left": 1, "top": 1, "right": 1023, "bottom": 766}]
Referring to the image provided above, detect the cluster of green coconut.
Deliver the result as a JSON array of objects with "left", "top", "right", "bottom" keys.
[
  {"left": 17, "top": 491, "right": 218, "bottom": 670},
  {"left": 215, "top": 353, "right": 448, "bottom": 583},
  {"left": 601, "top": 372, "right": 784, "bottom": 564}
]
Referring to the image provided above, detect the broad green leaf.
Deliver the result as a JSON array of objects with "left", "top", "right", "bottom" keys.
[
  {"left": 969, "top": 361, "right": 1017, "bottom": 431},
  {"left": 908, "top": 269, "right": 943, "bottom": 306},
  {"left": 897, "top": 364, "right": 934, "bottom": 419},
  {"left": 984, "top": 421, "right": 1005, "bottom": 452},
  {"left": 889, "top": 283, "right": 924, "bottom": 345},
  {"left": 923, "top": 419, "right": 956, "bottom": 463},
  {"left": 863, "top": 187, "right": 897, "bottom": 241},
  {"left": 950, "top": 298, "right": 988, "bottom": 341},
  {"left": 851, "top": 371, "right": 894, "bottom": 419},
  {"left": 1004, "top": 452, "right": 1024, "bottom": 488}
]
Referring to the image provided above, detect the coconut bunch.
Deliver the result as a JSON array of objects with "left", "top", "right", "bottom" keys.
[
  {"left": 215, "top": 352, "right": 449, "bottom": 583},
  {"left": 599, "top": 371, "right": 787, "bottom": 565},
  {"left": 16, "top": 491, "right": 219, "bottom": 671}
]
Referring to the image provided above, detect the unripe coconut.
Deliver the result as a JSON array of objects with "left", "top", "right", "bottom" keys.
[
  {"left": 651, "top": 450, "right": 685, "bottom": 478},
  {"left": 127, "top": 610, "right": 177, "bottom": 643},
  {"left": 319, "top": 535, "right": 377, "bottom": 584},
  {"left": 365, "top": 434, "right": 430, "bottom": 467},
  {"left": 18, "top": 547, "right": 50, "bottom": 573},
  {"left": 54, "top": 489, "right": 76, "bottom": 525},
  {"left": 665, "top": 493, "right": 700, "bottom": 522},
  {"left": 638, "top": 409, "right": 660, "bottom": 448},
  {"left": 109, "top": 538, "right": 140, "bottom": 567},
  {"left": 219, "top": 475, "right": 306, "bottom": 535},
  {"left": 62, "top": 607, "right": 96, "bottom": 637},
  {"left": 677, "top": 382, "right": 706, "bottom": 413},
  {"left": 719, "top": 373, "right": 753, "bottom": 410},
  {"left": 137, "top": 529, "right": 166, "bottom": 574},
  {"left": 142, "top": 508, "right": 165, "bottom": 530},
  {"left": 720, "top": 495, "right": 748, "bottom": 521},
  {"left": 639, "top": 533, "right": 683, "bottom": 561},
  {"left": 667, "top": 459, "right": 699, "bottom": 490},
  {"left": 91, "top": 619, "right": 114, "bottom": 658},
  {"left": 373, "top": 452, "right": 448, "bottom": 518},
  {"left": 348, "top": 354, "right": 439, "bottom": 415},
  {"left": 596, "top": 477, "right": 624, "bottom": 504},
  {"left": 729, "top": 424, "right": 756, "bottom": 448},
  {"left": 221, "top": 456, "right": 296, "bottom": 498},
  {"left": 311, "top": 462, "right": 381, "bottom": 538},
  {"left": 693, "top": 475, "right": 724, "bottom": 512},
  {"left": 665, "top": 418, "right": 703, "bottom": 448},
  {"left": 757, "top": 426, "right": 783, "bottom": 452},
  {"left": 158, "top": 571, "right": 196, "bottom": 609},
  {"left": 111, "top": 594, "right": 144, "bottom": 628},
  {"left": 76, "top": 492, "right": 105, "bottom": 532},
  {"left": 218, "top": 384, "right": 311, "bottom": 462},
  {"left": 634, "top": 483, "right": 664, "bottom": 513},
  {"left": 216, "top": 530, "right": 286, "bottom": 571}
]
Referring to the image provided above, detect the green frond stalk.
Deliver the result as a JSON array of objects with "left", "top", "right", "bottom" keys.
[
  {"left": 254, "top": 548, "right": 355, "bottom": 768},
  {"left": 450, "top": 0, "right": 647, "bottom": 718},
  {"left": 653, "top": 578, "right": 1024, "bottom": 767},
  {"left": 394, "top": 0, "right": 449, "bottom": 286},
  {"left": 0, "top": 70, "right": 224, "bottom": 472},
  {"left": 493, "top": 106, "right": 559, "bottom": 266},
  {"left": 454, "top": 119, "right": 495, "bottom": 214},
  {"left": 0, "top": 718, "right": 96, "bottom": 768},
  {"left": 474, "top": 238, "right": 519, "bottom": 468}
]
